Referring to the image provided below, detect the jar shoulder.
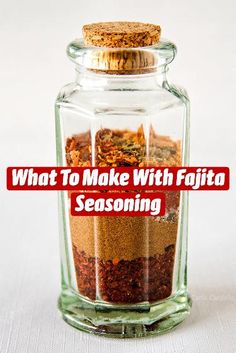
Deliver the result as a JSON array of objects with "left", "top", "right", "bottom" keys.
[
  {"left": 55, "top": 81, "right": 189, "bottom": 113},
  {"left": 165, "top": 83, "right": 190, "bottom": 105},
  {"left": 56, "top": 82, "right": 77, "bottom": 103}
]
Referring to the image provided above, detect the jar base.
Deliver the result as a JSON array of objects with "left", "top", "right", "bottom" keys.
[{"left": 58, "top": 288, "right": 192, "bottom": 338}]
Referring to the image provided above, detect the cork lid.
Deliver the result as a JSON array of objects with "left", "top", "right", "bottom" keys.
[
  {"left": 80, "top": 22, "right": 161, "bottom": 74},
  {"left": 83, "top": 22, "right": 161, "bottom": 48},
  {"left": 67, "top": 23, "right": 178, "bottom": 76}
]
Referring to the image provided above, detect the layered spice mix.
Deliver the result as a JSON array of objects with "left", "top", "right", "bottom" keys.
[{"left": 66, "top": 126, "right": 181, "bottom": 303}]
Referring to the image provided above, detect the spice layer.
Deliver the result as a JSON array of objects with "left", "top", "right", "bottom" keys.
[
  {"left": 73, "top": 245, "right": 174, "bottom": 303},
  {"left": 70, "top": 215, "right": 178, "bottom": 260}
]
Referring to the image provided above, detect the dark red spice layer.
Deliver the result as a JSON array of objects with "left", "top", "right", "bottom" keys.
[{"left": 72, "top": 245, "right": 175, "bottom": 303}]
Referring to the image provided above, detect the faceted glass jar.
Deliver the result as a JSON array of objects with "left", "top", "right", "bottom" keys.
[{"left": 55, "top": 39, "right": 191, "bottom": 338}]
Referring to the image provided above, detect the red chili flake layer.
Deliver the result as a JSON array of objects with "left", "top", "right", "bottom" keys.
[{"left": 72, "top": 245, "right": 175, "bottom": 304}]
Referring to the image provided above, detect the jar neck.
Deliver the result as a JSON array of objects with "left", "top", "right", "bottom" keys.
[{"left": 75, "top": 66, "right": 169, "bottom": 90}]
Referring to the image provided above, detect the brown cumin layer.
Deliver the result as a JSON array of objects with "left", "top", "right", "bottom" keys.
[{"left": 70, "top": 215, "right": 178, "bottom": 260}]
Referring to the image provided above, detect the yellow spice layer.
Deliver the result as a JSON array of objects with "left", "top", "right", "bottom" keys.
[{"left": 69, "top": 215, "right": 178, "bottom": 260}]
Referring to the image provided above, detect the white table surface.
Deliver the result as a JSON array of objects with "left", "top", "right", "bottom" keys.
[{"left": 0, "top": 0, "right": 235, "bottom": 351}]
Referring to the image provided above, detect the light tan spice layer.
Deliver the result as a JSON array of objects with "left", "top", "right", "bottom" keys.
[
  {"left": 70, "top": 215, "right": 178, "bottom": 260},
  {"left": 83, "top": 22, "right": 161, "bottom": 48}
]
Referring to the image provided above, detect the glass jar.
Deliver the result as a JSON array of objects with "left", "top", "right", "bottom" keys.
[{"left": 55, "top": 24, "right": 191, "bottom": 338}]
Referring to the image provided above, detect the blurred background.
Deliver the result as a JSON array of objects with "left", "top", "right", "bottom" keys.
[{"left": 0, "top": 0, "right": 235, "bottom": 352}]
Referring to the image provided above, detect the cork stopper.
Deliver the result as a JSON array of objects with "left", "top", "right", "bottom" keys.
[
  {"left": 82, "top": 22, "right": 161, "bottom": 74},
  {"left": 83, "top": 22, "right": 161, "bottom": 48},
  {"left": 89, "top": 49, "right": 157, "bottom": 74}
]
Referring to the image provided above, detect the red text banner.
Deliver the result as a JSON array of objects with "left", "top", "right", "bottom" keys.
[
  {"left": 71, "top": 192, "right": 165, "bottom": 216},
  {"left": 7, "top": 166, "right": 230, "bottom": 191}
]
